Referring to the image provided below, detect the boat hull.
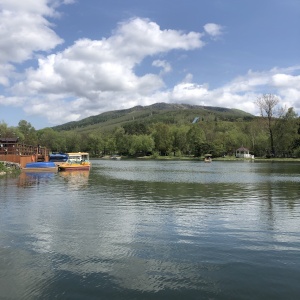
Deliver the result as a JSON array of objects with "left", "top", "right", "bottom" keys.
[
  {"left": 22, "top": 167, "right": 58, "bottom": 172},
  {"left": 58, "top": 162, "right": 91, "bottom": 171}
]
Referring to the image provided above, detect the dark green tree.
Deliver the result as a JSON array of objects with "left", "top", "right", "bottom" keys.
[
  {"left": 187, "top": 125, "right": 206, "bottom": 156},
  {"left": 87, "top": 132, "right": 104, "bottom": 156},
  {"left": 273, "top": 107, "right": 298, "bottom": 157},
  {"left": 171, "top": 125, "right": 189, "bottom": 156},
  {"left": 151, "top": 123, "right": 173, "bottom": 156}
]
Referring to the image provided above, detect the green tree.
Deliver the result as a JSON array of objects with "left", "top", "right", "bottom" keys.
[
  {"left": 187, "top": 125, "right": 206, "bottom": 156},
  {"left": 128, "top": 134, "right": 154, "bottom": 156},
  {"left": 0, "top": 121, "right": 8, "bottom": 136},
  {"left": 273, "top": 107, "right": 298, "bottom": 157},
  {"left": 103, "top": 135, "right": 116, "bottom": 155},
  {"left": 245, "top": 119, "right": 262, "bottom": 151},
  {"left": 64, "top": 131, "right": 82, "bottom": 152},
  {"left": 17, "top": 120, "right": 38, "bottom": 145},
  {"left": 171, "top": 125, "right": 189, "bottom": 156},
  {"left": 37, "top": 128, "right": 66, "bottom": 152},
  {"left": 151, "top": 123, "right": 173, "bottom": 156},
  {"left": 87, "top": 132, "right": 104, "bottom": 156},
  {"left": 244, "top": 119, "right": 269, "bottom": 156},
  {"left": 214, "top": 121, "right": 241, "bottom": 155},
  {"left": 114, "top": 127, "right": 129, "bottom": 155},
  {"left": 123, "top": 122, "right": 148, "bottom": 135}
]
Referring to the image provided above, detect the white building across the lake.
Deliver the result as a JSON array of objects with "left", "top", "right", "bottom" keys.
[{"left": 235, "top": 146, "right": 254, "bottom": 159}]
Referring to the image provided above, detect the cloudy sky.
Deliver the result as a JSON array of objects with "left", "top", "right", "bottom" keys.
[{"left": 0, "top": 0, "right": 299, "bottom": 129}]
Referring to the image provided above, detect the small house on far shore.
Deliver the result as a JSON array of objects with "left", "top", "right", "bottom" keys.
[{"left": 235, "top": 146, "right": 254, "bottom": 159}]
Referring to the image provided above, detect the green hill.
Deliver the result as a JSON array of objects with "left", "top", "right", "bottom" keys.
[{"left": 52, "top": 102, "right": 254, "bottom": 133}]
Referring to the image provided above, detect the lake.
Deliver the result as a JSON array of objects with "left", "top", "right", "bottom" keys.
[{"left": 0, "top": 160, "right": 299, "bottom": 299}]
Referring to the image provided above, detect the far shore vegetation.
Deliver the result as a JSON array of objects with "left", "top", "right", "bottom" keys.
[{"left": 1, "top": 96, "right": 300, "bottom": 160}]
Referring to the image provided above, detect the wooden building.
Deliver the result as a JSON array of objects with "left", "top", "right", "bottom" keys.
[{"left": 0, "top": 137, "right": 49, "bottom": 168}]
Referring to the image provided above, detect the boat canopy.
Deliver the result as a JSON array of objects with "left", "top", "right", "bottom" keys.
[
  {"left": 67, "top": 152, "right": 89, "bottom": 162},
  {"left": 49, "top": 152, "right": 69, "bottom": 162}
]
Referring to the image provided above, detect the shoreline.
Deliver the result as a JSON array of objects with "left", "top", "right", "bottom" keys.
[
  {"left": 98, "top": 155, "right": 300, "bottom": 162},
  {"left": 1, "top": 157, "right": 300, "bottom": 176}
]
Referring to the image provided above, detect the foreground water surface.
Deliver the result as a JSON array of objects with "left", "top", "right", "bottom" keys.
[{"left": 0, "top": 160, "right": 300, "bottom": 299}]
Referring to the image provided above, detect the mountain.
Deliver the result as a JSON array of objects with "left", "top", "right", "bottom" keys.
[{"left": 52, "top": 102, "right": 254, "bottom": 133}]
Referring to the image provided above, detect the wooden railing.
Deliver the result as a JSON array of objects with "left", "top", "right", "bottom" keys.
[
  {"left": 0, "top": 144, "right": 49, "bottom": 167},
  {"left": 0, "top": 144, "right": 48, "bottom": 156}
]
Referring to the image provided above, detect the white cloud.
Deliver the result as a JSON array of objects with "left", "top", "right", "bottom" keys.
[
  {"left": 167, "top": 67, "right": 300, "bottom": 116},
  {"left": 272, "top": 73, "right": 300, "bottom": 89},
  {"left": 0, "top": 0, "right": 54, "bottom": 15},
  {"left": 152, "top": 60, "right": 172, "bottom": 74},
  {"left": 114, "top": 18, "right": 204, "bottom": 56},
  {"left": 171, "top": 82, "right": 209, "bottom": 101},
  {"left": 0, "top": 95, "right": 25, "bottom": 106},
  {"left": 0, "top": 64, "right": 15, "bottom": 86},
  {"left": 16, "top": 17, "right": 204, "bottom": 97},
  {"left": 270, "top": 73, "right": 300, "bottom": 111},
  {"left": 0, "top": 1, "right": 63, "bottom": 65},
  {"left": 203, "top": 23, "right": 223, "bottom": 37}
]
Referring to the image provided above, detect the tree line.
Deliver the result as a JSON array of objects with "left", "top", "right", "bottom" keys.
[{"left": 1, "top": 95, "right": 300, "bottom": 158}]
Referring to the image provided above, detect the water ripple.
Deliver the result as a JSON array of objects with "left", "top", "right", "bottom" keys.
[{"left": 1, "top": 160, "right": 300, "bottom": 299}]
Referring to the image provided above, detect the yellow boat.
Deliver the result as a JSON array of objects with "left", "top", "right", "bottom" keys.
[
  {"left": 58, "top": 152, "right": 91, "bottom": 171},
  {"left": 204, "top": 154, "right": 212, "bottom": 163}
]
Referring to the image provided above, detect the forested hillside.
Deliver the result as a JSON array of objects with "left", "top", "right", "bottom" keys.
[
  {"left": 1, "top": 101, "right": 300, "bottom": 158},
  {"left": 52, "top": 103, "right": 254, "bottom": 133}
]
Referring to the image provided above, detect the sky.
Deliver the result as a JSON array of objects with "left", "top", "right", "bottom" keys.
[{"left": 0, "top": 0, "right": 299, "bottom": 129}]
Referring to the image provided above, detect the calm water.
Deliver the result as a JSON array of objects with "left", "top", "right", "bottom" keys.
[{"left": 0, "top": 160, "right": 300, "bottom": 299}]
